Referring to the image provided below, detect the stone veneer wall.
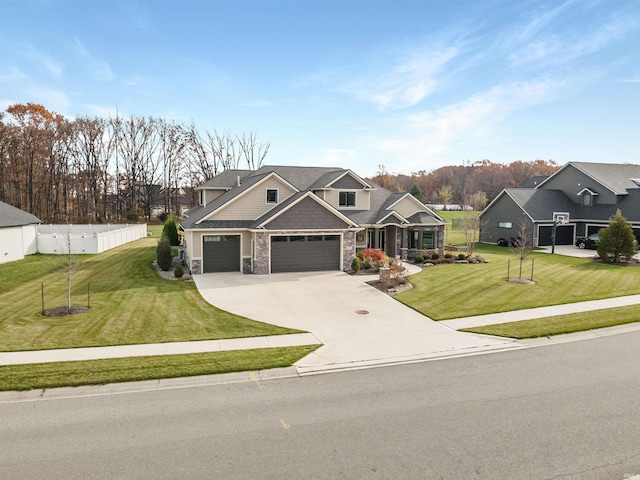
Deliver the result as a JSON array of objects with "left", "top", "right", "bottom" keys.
[
  {"left": 191, "top": 259, "right": 201, "bottom": 275},
  {"left": 254, "top": 231, "right": 270, "bottom": 274},
  {"left": 342, "top": 230, "right": 356, "bottom": 271}
]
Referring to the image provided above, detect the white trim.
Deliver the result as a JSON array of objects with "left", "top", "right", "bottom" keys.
[
  {"left": 196, "top": 172, "right": 298, "bottom": 225},
  {"left": 265, "top": 188, "right": 279, "bottom": 205},
  {"left": 386, "top": 193, "right": 446, "bottom": 223},
  {"left": 576, "top": 187, "right": 598, "bottom": 196},
  {"left": 325, "top": 170, "right": 374, "bottom": 189},
  {"left": 338, "top": 190, "right": 357, "bottom": 208},
  {"left": 256, "top": 191, "right": 359, "bottom": 228},
  {"left": 376, "top": 211, "right": 408, "bottom": 225}
]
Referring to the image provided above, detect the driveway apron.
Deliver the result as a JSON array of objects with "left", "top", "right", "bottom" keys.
[{"left": 194, "top": 271, "right": 521, "bottom": 374}]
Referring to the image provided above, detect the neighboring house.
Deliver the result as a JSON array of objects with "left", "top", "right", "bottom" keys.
[
  {"left": 0, "top": 201, "right": 42, "bottom": 264},
  {"left": 180, "top": 166, "right": 446, "bottom": 274},
  {"left": 480, "top": 162, "right": 640, "bottom": 247},
  {"left": 147, "top": 185, "right": 194, "bottom": 218}
]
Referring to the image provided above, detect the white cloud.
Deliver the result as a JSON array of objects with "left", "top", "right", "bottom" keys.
[
  {"left": 346, "top": 47, "right": 459, "bottom": 110},
  {"left": 0, "top": 66, "right": 27, "bottom": 82},
  {"left": 74, "top": 38, "right": 114, "bottom": 81},
  {"left": 511, "top": 9, "right": 639, "bottom": 68},
  {"left": 240, "top": 100, "right": 272, "bottom": 108},
  {"left": 376, "top": 77, "right": 569, "bottom": 170},
  {"left": 25, "top": 46, "right": 63, "bottom": 79},
  {"left": 27, "top": 87, "right": 71, "bottom": 113}
]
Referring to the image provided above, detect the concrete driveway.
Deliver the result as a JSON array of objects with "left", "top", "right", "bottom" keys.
[{"left": 194, "top": 271, "right": 521, "bottom": 374}]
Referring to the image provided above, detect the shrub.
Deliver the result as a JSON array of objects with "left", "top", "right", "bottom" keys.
[
  {"left": 362, "top": 260, "right": 372, "bottom": 270},
  {"left": 157, "top": 212, "right": 169, "bottom": 223},
  {"left": 444, "top": 253, "right": 453, "bottom": 259},
  {"left": 156, "top": 237, "right": 172, "bottom": 271},
  {"left": 162, "top": 215, "right": 180, "bottom": 246},
  {"left": 414, "top": 255, "right": 424, "bottom": 264},
  {"left": 431, "top": 252, "right": 440, "bottom": 260},
  {"left": 351, "top": 257, "right": 361, "bottom": 273},
  {"left": 458, "top": 253, "right": 467, "bottom": 260},
  {"left": 174, "top": 264, "right": 184, "bottom": 278},
  {"left": 356, "top": 250, "right": 364, "bottom": 261},
  {"left": 362, "top": 248, "right": 387, "bottom": 263}
]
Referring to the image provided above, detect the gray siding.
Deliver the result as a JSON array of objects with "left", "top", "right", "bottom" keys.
[
  {"left": 480, "top": 193, "right": 531, "bottom": 243},
  {"left": 265, "top": 197, "right": 349, "bottom": 230},
  {"left": 541, "top": 164, "right": 618, "bottom": 205},
  {"left": 332, "top": 174, "right": 364, "bottom": 189}
]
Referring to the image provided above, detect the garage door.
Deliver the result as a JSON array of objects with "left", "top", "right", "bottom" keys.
[
  {"left": 538, "top": 225, "right": 574, "bottom": 246},
  {"left": 271, "top": 235, "right": 340, "bottom": 273},
  {"left": 202, "top": 235, "right": 240, "bottom": 272}
]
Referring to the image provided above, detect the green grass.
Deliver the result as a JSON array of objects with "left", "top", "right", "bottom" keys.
[
  {"left": 0, "top": 345, "right": 319, "bottom": 391},
  {"left": 0, "top": 225, "right": 301, "bottom": 352},
  {"left": 460, "top": 305, "right": 640, "bottom": 339},
  {"left": 437, "top": 210, "right": 476, "bottom": 246},
  {"left": 397, "top": 244, "right": 640, "bottom": 320}
]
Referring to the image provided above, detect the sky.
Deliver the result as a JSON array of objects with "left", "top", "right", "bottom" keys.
[{"left": 1, "top": 0, "right": 639, "bottom": 177}]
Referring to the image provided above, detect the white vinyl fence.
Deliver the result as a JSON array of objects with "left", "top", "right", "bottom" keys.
[{"left": 37, "top": 224, "right": 147, "bottom": 254}]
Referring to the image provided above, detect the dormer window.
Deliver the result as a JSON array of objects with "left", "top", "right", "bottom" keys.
[
  {"left": 577, "top": 187, "right": 597, "bottom": 207},
  {"left": 266, "top": 189, "right": 278, "bottom": 204},
  {"left": 339, "top": 191, "right": 356, "bottom": 208}
]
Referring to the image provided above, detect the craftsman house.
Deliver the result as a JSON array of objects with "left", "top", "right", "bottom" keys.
[
  {"left": 180, "top": 166, "right": 446, "bottom": 274},
  {"left": 479, "top": 162, "right": 640, "bottom": 246}
]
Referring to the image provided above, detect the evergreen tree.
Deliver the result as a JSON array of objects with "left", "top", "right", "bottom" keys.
[
  {"left": 162, "top": 214, "right": 180, "bottom": 246},
  {"left": 596, "top": 209, "right": 638, "bottom": 264}
]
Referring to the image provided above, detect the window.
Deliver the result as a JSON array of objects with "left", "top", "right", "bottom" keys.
[
  {"left": 582, "top": 193, "right": 592, "bottom": 206},
  {"left": 339, "top": 191, "right": 356, "bottom": 207},
  {"left": 422, "top": 231, "right": 434, "bottom": 249},
  {"left": 498, "top": 222, "right": 513, "bottom": 228},
  {"left": 266, "top": 189, "right": 278, "bottom": 204},
  {"left": 409, "top": 230, "right": 420, "bottom": 249}
]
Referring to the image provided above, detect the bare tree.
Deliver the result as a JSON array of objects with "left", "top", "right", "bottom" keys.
[
  {"left": 237, "top": 131, "right": 270, "bottom": 170},
  {"left": 509, "top": 219, "right": 534, "bottom": 279}
]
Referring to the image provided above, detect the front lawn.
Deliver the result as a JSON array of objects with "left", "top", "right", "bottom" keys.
[
  {"left": 0, "top": 345, "right": 319, "bottom": 391},
  {"left": 460, "top": 305, "right": 640, "bottom": 339},
  {"left": 396, "top": 244, "right": 640, "bottom": 320},
  {"left": 0, "top": 226, "right": 301, "bottom": 352}
]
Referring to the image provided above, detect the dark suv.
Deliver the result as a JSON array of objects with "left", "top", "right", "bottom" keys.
[{"left": 575, "top": 232, "right": 599, "bottom": 249}]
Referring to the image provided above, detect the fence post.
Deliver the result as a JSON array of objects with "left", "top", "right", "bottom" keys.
[
  {"left": 507, "top": 258, "right": 510, "bottom": 280},
  {"left": 41, "top": 282, "right": 45, "bottom": 315},
  {"left": 87, "top": 282, "right": 90, "bottom": 309}
]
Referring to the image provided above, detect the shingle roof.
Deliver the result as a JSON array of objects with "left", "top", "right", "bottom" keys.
[
  {"left": 542, "top": 162, "right": 640, "bottom": 195},
  {"left": 186, "top": 166, "right": 444, "bottom": 228},
  {"left": 505, "top": 188, "right": 576, "bottom": 221},
  {"left": 0, "top": 202, "right": 42, "bottom": 228}
]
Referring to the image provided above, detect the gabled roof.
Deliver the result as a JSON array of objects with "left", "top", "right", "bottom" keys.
[
  {"left": 310, "top": 169, "right": 374, "bottom": 189},
  {"left": 482, "top": 188, "right": 576, "bottom": 222},
  {"left": 254, "top": 191, "right": 358, "bottom": 228},
  {"left": 183, "top": 166, "right": 445, "bottom": 229},
  {"left": 537, "top": 162, "right": 640, "bottom": 195},
  {"left": 197, "top": 170, "right": 252, "bottom": 190},
  {"left": 0, "top": 202, "right": 42, "bottom": 228}
]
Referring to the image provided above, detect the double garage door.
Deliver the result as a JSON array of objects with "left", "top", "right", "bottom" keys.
[
  {"left": 271, "top": 235, "right": 341, "bottom": 273},
  {"left": 202, "top": 234, "right": 342, "bottom": 273},
  {"left": 537, "top": 225, "right": 574, "bottom": 246}
]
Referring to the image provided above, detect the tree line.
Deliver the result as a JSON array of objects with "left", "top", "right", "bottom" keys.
[
  {"left": 0, "top": 103, "right": 270, "bottom": 223},
  {"left": 372, "top": 159, "right": 559, "bottom": 209},
  {"left": 1, "top": 103, "right": 561, "bottom": 224}
]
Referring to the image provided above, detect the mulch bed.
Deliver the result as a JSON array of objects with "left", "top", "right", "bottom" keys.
[{"left": 43, "top": 305, "right": 89, "bottom": 317}]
